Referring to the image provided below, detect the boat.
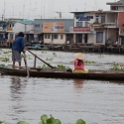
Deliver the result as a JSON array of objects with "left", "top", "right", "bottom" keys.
[
  {"left": 1, "top": 50, "right": 123, "bottom": 81},
  {"left": 0, "top": 65, "right": 124, "bottom": 81}
]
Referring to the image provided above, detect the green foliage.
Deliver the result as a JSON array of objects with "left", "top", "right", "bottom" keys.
[
  {"left": 0, "top": 121, "right": 11, "bottom": 124},
  {"left": 3, "top": 51, "right": 11, "bottom": 54},
  {"left": 46, "top": 58, "right": 53, "bottom": 61},
  {"left": 110, "top": 63, "right": 124, "bottom": 71},
  {"left": 39, "top": 114, "right": 61, "bottom": 124},
  {"left": 42, "top": 64, "right": 50, "bottom": 69},
  {"left": 53, "top": 52, "right": 57, "bottom": 57},
  {"left": 76, "top": 119, "right": 86, "bottom": 124},
  {"left": 1, "top": 57, "right": 10, "bottom": 62},
  {"left": 0, "top": 114, "right": 86, "bottom": 124},
  {"left": 85, "top": 60, "right": 96, "bottom": 64},
  {"left": 21, "top": 54, "right": 26, "bottom": 58},
  {"left": 17, "top": 121, "right": 29, "bottom": 124},
  {"left": 55, "top": 64, "right": 69, "bottom": 70}
]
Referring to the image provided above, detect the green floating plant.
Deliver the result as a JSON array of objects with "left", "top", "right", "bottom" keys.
[
  {"left": 17, "top": 121, "right": 29, "bottom": 124},
  {"left": 46, "top": 58, "right": 53, "bottom": 61},
  {"left": 3, "top": 51, "right": 11, "bottom": 54},
  {"left": 1, "top": 56, "right": 10, "bottom": 62},
  {"left": 39, "top": 114, "right": 61, "bottom": 124},
  {"left": 55, "top": 64, "right": 70, "bottom": 70},
  {"left": 0, "top": 114, "right": 86, "bottom": 124},
  {"left": 76, "top": 119, "right": 86, "bottom": 124},
  {"left": 53, "top": 52, "right": 57, "bottom": 57},
  {"left": 85, "top": 60, "right": 96, "bottom": 64},
  {"left": 110, "top": 62, "right": 124, "bottom": 71},
  {"left": 0, "top": 121, "right": 11, "bottom": 124}
]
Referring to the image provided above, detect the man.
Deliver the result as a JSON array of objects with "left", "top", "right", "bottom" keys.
[{"left": 12, "top": 32, "right": 26, "bottom": 68}]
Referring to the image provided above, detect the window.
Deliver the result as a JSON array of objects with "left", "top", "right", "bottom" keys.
[
  {"left": 45, "top": 34, "right": 50, "bottom": 39},
  {"left": 53, "top": 34, "right": 58, "bottom": 39},
  {"left": 111, "top": 6, "right": 118, "bottom": 10},
  {"left": 96, "top": 32, "right": 103, "bottom": 43},
  {"left": 75, "top": 13, "right": 84, "bottom": 19},
  {"left": 48, "top": 34, "right": 50, "bottom": 39},
  {"left": 76, "top": 22, "right": 82, "bottom": 27},
  {"left": 101, "top": 16, "right": 105, "bottom": 23},
  {"left": 35, "top": 24, "right": 40, "bottom": 27},
  {"left": 95, "top": 16, "right": 99, "bottom": 23},
  {"left": 60, "top": 35, "right": 63, "bottom": 39},
  {"left": 45, "top": 34, "right": 47, "bottom": 39},
  {"left": 87, "top": 16, "right": 93, "bottom": 19},
  {"left": 85, "top": 22, "right": 88, "bottom": 27}
]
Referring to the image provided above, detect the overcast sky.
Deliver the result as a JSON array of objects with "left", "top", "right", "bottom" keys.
[{"left": 0, "top": 0, "right": 116, "bottom": 20}]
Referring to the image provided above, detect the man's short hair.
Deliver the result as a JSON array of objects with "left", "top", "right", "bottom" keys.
[{"left": 18, "top": 32, "right": 24, "bottom": 37}]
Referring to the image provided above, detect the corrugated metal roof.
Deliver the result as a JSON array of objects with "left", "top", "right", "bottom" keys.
[
  {"left": 107, "top": 0, "right": 124, "bottom": 5},
  {"left": 71, "top": 10, "right": 124, "bottom": 13},
  {"left": 17, "top": 20, "right": 34, "bottom": 24}
]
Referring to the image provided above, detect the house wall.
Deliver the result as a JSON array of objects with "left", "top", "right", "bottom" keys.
[
  {"left": 13, "top": 23, "right": 34, "bottom": 34},
  {"left": 34, "top": 19, "right": 73, "bottom": 33},
  {"left": 88, "top": 34, "right": 95, "bottom": 44},
  {"left": 118, "top": 12, "right": 124, "bottom": 27},
  {"left": 74, "top": 13, "right": 95, "bottom": 27},
  {"left": 106, "top": 13, "right": 117, "bottom": 22},
  {"left": 44, "top": 34, "right": 66, "bottom": 44},
  {"left": 118, "top": 6, "right": 124, "bottom": 11},
  {"left": 107, "top": 28, "right": 117, "bottom": 42}
]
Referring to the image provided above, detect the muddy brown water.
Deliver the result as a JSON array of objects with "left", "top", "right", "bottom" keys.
[{"left": 0, "top": 50, "right": 124, "bottom": 124}]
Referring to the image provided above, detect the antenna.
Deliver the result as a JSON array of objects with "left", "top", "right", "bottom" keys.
[
  {"left": 35, "top": 2, "right": 37, "bottom": 18},
  {"left": 13, "top": 6, "right": 15, "bottom": 18},
  {"left": 29, "top": 0, "right": 31, "bottom": 19},
  {"left": 23, "top": 0, "right": 25, "bottom": 20},
  {"left": 3, "top": 0, "right": 6, "bottom": 20},
  {"left": 84, "top": 3, "right": 87, "bottom": 11},
  {"left": 41, "top": 0, "right": 42, "bottom": 18},
  {"left": 56, "top": 12, "right": 62, "bottom": 18}
]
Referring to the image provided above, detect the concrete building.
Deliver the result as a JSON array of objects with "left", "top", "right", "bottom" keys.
[
  {"left": 34, "top": 19, "right": 73, "bottom": 44},
  {"left": 13, "top": 20, "right": 34, "bottom": 42},
  {"left": 107, "top": 0, "right": 124, "bottom": 11},
  {"left": 71, "top": 9, "right": 124, "bottom": 45},
  {"left": 107, "top": 0, "right": 124, "bottom": 45},
  {"left": 0, "top": 20, "right": 16, "bottom": 42}
]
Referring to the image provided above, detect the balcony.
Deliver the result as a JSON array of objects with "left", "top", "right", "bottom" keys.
[{"left": 102, "top": 23, "right": 117, "bottom": 28}]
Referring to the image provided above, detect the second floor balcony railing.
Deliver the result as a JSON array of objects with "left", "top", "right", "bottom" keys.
[{"left": 102, "top": 22, "right": 117, "bottom": 28}]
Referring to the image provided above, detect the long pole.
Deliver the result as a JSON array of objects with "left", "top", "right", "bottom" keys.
[
  {"left": 23, "top": 51, "right": 30, "bottom": 77},
  {"left": 27, "top": 50, "right": 55, "bottom": 69}
]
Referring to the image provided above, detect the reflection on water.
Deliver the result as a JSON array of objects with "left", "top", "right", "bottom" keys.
[
  {"left": 73, "top": 80, "right": 84, "bottom": 89},
  {"left": 9, "top": 77, "right": 28, "bottom": 121},
  {"left": 1, "top": 50, "right": 124, "bottom": 123}
]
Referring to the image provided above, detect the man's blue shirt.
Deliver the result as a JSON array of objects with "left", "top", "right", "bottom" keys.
[{"left": 12, "top": 36, "right": 24, "bottom": 53}]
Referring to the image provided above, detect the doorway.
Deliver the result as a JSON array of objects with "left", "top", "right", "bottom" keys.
[
  {"left": 76, "top": 34, "right": 82, "bottom": 43},
  {"left": 84, "top": 34, "right": 88, "bottom": 43}
]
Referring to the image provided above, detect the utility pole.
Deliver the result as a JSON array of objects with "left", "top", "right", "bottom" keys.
[
  {"left": 23, "top": 0, "right": 25, "bottom": 20},
  {"left": 56, "top": 12, "right": 62, "bottom": 18},
  {"left": 2, "top": 15, "right": 4, "bottom": 21},
  {"left": 3, "top": 0, "right": 6, "bottom": 20}
]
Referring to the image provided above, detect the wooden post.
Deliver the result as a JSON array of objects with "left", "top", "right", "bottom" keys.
[{"left": 34, "top": 56, "right": 36, "bottom": 68}]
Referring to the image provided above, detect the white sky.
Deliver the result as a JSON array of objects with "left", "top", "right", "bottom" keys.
[{"left": 0, "top": 0, "right": 116, "bottom": 20}]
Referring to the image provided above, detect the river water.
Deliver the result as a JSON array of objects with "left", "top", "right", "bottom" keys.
[{"left": 0, "top": 50, "right": 124, "bottom": 124}]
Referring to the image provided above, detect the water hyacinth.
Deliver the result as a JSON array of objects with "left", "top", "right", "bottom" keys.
[{"left": 0, "top": 115, "right": 86, "bottom": 124}]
